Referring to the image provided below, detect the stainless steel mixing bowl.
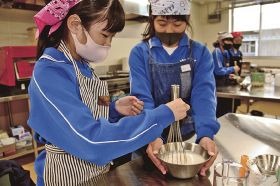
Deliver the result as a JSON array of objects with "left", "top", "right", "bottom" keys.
[
  {"left": 253, "top": 154, "right": 280, "bottom": 175},
  {"left": 157, "top": 142, "right": 210, "bottom": 179}
]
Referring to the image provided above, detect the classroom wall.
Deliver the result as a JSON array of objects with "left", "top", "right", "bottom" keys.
[{"left": 1, "top": 5, "right": 279, "bottom": 68}]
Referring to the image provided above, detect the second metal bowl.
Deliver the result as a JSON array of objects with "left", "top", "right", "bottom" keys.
[{"left": 253, "top": 154, "right": 280, "bottom": 175}]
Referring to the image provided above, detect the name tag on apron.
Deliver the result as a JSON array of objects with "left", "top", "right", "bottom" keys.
[{"left": 181, "top": 64, "right": 191, "bottom": 72}]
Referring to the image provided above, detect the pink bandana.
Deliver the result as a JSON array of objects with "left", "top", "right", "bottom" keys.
[{"left": 34, "top": 0, "right": 81, "bottom": 38}]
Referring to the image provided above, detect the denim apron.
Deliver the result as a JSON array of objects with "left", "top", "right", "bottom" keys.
[
  {"left": 147, "top": 39, "right": 196, "bottom": 141},
  {"left": 41, "top": 41, "right": 110, "bottom": 186},
  {"left": 215, "top": 49, "right": 231, "bottom": 86},
  {"left": 229, "top": 49, "right": 242, "bottom": 76}
]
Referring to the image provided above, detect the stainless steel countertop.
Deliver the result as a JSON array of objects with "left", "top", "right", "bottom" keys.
[
  {"left": 216, "top": 84, "right": 280, "bottom": 102},
  {"left": 90, "top": 113, "right": 280, "bottom": 186}
]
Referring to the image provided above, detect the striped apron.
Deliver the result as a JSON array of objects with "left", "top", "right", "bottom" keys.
[{"left": 43, "top": 41, "right": 110, "bottom": 186}]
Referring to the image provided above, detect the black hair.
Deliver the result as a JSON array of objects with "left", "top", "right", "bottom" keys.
[
  {"left": 142, "top": 7, "right": 192, "bottom": 41},
  {"left": 37, "top": 0, "right": 125, "bottom": 59},
  {"left": 213, "top": 41, "right": 220, "bottom": 48}
]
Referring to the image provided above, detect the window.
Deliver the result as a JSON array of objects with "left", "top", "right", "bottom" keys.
[
  {"left": 233, "top": 5, "right": 260, "bottom": 32},
  {"left": 242, "top": 40, "right": 257, "bottom": 56},
  {"left": 232, "top": 2, "right": 280, "bottom": 57},
  {"left": 262, "top": 3, "right": 280, "bottom": 30}
]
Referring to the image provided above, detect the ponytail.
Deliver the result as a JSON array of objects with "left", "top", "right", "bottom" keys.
[
  {"left": 213, "top": 41, "right": 220, "bottom": 48},
  {"left": 36, "top": 21, "right": 67, "bottom": 60}
]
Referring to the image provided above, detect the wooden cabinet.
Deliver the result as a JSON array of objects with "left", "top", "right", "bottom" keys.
[{"left": 0, "top": 94, "right": 43, "bottom": 160}]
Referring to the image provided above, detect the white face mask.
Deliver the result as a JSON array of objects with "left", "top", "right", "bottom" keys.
[{"left": 71, "top": 29, "right": 110, "bottom": 63}]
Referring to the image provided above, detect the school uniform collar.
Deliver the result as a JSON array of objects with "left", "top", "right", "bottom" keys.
[
  {"left": 221, "top": 49, "right": 229, "bottom": 57},
  {"left": 149, "top": 33, "right": 189, "bottom": 48},
  {"left": 229, "top": 48, "right": 240, "bottom": 55},
  {"left": 42, "top": 47, "right": 93, "bottom": 76},
  {"left": 42, "top": 47, "right": 71, "bottom": 63}
]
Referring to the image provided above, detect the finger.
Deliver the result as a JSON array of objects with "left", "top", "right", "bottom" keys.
[
  {"left": 146, "top": 145, "right": 167, "bottom": 175},
  {"left": 133, "top": 102, "right": 144, "bottom": 111},
  {"left": 136, "top": 100, "right": 144, "bottom": 106},
  {"left": 200, "top": 167, "right": 207, "bottom": 176},
  {"left": 185, "top": 104, "right": 190, "bottom": 111},
  {"left": 130, "top": 97, "right": 144, "bottom": 105},
  {"left": 200, "top": 154, "right": 217, "bottom": 176},
  {"left": 131, "top": 110, "right": 138, "bottom": 116},
  {"left": 128, "top": 96, "right": 139, "bottom": 102},
  {"left": 201, "top": 145, "right": 218, "bottom": 176},
  {"left": 201, "top": 138, "right": 216, "bottom": 156},
  {"left": 199, "top": 140, "right": 218, "bottom": 176},
  {"left": 133, "top": 102, "right": 143, "bottom": 109},
  {"left": 129, "top": 105, "right": 137, "bottom": 115},
  {"left": 206, "top": 143, "right": 216, "bottom": 156},
  {"left": 132, "top": 105, "right": 142, "bottom": 114},
  {"left": 148, "top": 153, "right": 167, "bottom": 175}
]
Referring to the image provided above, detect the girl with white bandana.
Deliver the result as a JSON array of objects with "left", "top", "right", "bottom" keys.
[{"left": 129, "top": 0, "right": 220, "bottom": 176}]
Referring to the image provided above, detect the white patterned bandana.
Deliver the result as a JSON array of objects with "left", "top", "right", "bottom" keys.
[{"left": 150, "top": 0, "right": 191, "bottom": 15}]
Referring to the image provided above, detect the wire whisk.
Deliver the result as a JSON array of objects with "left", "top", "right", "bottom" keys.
[{"left": 165, "top": 85, "right": 188, "bottom": 165}]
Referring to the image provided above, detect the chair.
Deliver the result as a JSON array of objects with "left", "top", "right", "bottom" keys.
[{"left": 0, "top": 160, "right": 35, "bottom": 186}]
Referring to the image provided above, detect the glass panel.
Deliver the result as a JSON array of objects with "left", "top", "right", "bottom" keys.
[
  {"left": 259, "top": 3, "right": 280, "bottom": 56},
  {"left": 259, "top": 29, "right": 280, "bottom": 56},
  {"left": 262, "top": 3, "right": 280, "bottom": 30},
  {"left": 233, "top": 5, "right": 260, "bottom": 32}
]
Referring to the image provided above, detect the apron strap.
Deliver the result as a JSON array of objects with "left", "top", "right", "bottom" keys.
[
  {"left": 58, "top": 41, "right": 82, "bottom": 77},
  {"left": 188, "top": 39, "right": 193, "bottom": 58},
  {"left": 58, "top": 41, "right": 100, "bottom": 80},
  {"left": 45, "top": 144, "right": 66, "bottom": 154},
  {"left": 222, "top": 50, "right": 229, "bottom": 67}
]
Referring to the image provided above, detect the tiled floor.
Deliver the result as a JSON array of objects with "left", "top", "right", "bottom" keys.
[{"left": 22, "top": 162, "right": 37, "bottom": 184}]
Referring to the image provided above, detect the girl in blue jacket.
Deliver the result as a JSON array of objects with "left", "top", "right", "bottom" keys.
[
  {"left": 28, "top": 0, "right": 189, "bottom": 185},
  {"left": 212, "top": 32, "right": 240, "bottom": 86},
  {"left": 129, "top": 0, "right": 220, "bottom": 177}
]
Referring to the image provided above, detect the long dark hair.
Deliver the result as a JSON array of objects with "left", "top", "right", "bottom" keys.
[
  {"left": 37, "top": 0, "right": 125, "bottom": 59},
  {"left": 142, "top": 7, "right": 192, "bottom": 41}
]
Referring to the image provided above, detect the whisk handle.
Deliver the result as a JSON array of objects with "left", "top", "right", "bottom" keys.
[{"left": 171, "top": 85, "right": 180, "bottom": 100}]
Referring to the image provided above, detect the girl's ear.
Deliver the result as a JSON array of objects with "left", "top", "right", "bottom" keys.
[
  {"left": 67, "top": 14, "right": 87, "bottom": 44},
  {"left": 67, "top": 14, "right": 83, "bottom": 34}
]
